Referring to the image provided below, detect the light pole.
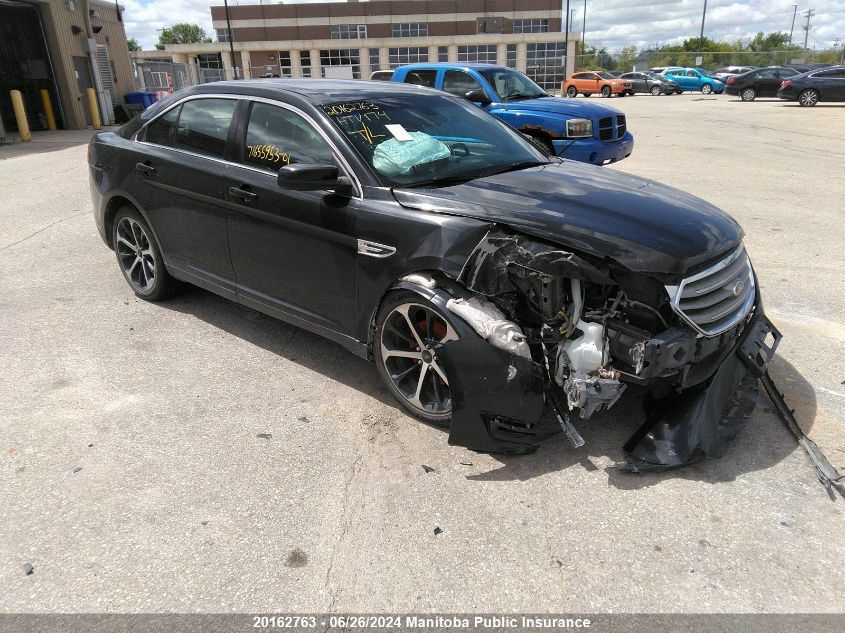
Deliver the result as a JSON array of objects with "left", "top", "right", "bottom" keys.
[
  {"left": 581, "top": 0, "right": 587, "bottom": 59},
  {"left": 563, "top": 0, "right": 571, "bottom": 76},
  {"left": 698, "top": 0, "right": 708, "bottom": 64}
]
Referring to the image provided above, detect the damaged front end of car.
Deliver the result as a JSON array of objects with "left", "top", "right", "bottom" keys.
[{"left": 434, "top": 227, "right": 783, "bottom": 471}]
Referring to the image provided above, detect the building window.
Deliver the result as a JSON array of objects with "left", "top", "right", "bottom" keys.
[
  {"left": 369, "top": 48, "right": 380, "bottom": 71},
  {"left": 388, "top": 47, "right": 428, "bottom": 69},
  {"left": 513, "top": 19, "right": 549, "bottom": 34},
  {"left": 526, "top": 42, "right": 566, "bottom": 91},
  {"left": 320, "top": 49, "right": 360, "bottom": 79},
  {"left": 149, "top": 71, "right": 169, "bottom": 89},
  {"left": 438, "top": 46, "right": 449, "bottom": 62},
  {"left": 476, "top": 17, "right": 504, "bottom": 34},
  {"left": 391, "top": 23, "right": 428, "bottom": 38},
  {"left": 300, "top": 50, "right": 311, "bottom": 78},
  {"left": 330, "top": 24, "right": 367, "bottom": 39},
  {"left": 457, "top": 45, "right": 497, "bottom": 64},
  {"left": 216, "top": 28, "right": 231, "bottom": 43},
  {"left": 506, "top": 44, "right": 517, "bottom": 68},
  {"left": 278, "top": 51, "right": 291, "bottom": 77}
]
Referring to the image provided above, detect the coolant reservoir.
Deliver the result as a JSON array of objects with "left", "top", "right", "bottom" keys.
[{"left": 562, "top": 320, "right": 608, "bottom": 374}]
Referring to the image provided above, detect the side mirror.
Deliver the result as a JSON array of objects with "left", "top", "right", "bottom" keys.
[
  {"left": 464, "top": 89, "right": 491, "bottom": 105},
  {"left": 277, "top": 163, "right": 353, "bottom": 194}
]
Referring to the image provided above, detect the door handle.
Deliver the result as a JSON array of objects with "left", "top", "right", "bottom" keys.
[
  {"left": 135, "top": 162, "right": 156, "bottom": 175},
  {"left": 229, "top": 186, "right": 257, "bottom": 202}
]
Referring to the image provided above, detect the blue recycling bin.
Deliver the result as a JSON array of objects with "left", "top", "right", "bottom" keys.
[{"left": 125, "top": 91, "right": 158, "bottom": 109}]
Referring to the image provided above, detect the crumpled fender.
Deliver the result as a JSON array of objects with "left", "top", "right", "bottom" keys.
[{"left": 436, "top": 337, "right": 555, "bottom": 453}]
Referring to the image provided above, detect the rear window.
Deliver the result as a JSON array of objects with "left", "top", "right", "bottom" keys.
[{"left": 174, "top": 98, "right": 237, "bottom": 159}]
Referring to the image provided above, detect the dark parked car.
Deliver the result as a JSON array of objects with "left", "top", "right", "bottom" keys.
[
  {"left": 88, "top": 80, "right": 779, "bottom": 470},
  {"left": 778, "top": 66, "right": 845, "bottom": 106},
  {"left": 618, "top": 72, "right": 678, "bottom": 95},
  {"left": 725, "top": 66, "right": 801, "bottom": 101}
]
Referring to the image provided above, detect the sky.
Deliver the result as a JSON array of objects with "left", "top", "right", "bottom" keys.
[{"left": 123, "top": 0, "right": 845, "bottom": 53}]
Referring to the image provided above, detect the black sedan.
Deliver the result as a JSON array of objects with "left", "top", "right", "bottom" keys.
[
  {"left": 725, "top": 66, "right": 800, "bottom": 101},
  {"left": 778, "top": 66, "right": 845, "bottom": 106},
  {"left": 618, "top": 71, "right": 678, "bottom": 95},
  {"left": 88, "top": 80, "right": 778, "bottom": 470}
]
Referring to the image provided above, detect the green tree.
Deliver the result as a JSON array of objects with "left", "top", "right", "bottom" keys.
[
  {"left": 126, "top": 37, "right": 141, "bottom": 52},
  {"left": 748, "top": 31, "right": 790, "bottom": 52},
  {"left": 616, "top": 46, "right": 639, "bottom": 73},
  {"left": 155, "top": 23, "right": 212, "bottom": 50}
]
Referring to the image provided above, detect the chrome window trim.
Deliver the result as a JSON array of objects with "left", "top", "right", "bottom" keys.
[
  {"left": 132, "top": 92, "right": 363, "bottom": 199},
  {"left": 664, "top": 244, "right": 756, "bottom": 337}
]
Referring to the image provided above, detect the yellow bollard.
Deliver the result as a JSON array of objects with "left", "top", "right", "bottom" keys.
[
  {"left": 40, "top": 89, "right": 57, "bottom": 131},
  {"left": 10, "top": 90, "right": 31, "bottom": 142},
  {"left": 86, "top": 87, "right": 102, "bottom": 130}
]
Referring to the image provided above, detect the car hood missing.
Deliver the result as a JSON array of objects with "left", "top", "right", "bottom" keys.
[{"left": 392, "top": 161, "right": 743, "bottom": 276}]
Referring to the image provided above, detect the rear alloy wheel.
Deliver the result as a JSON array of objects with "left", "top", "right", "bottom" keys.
[
  {"left": 798, "top": 88, "right": 819, "bottom": 106},
  {"left": 701, "top": 83, "right": 713, "bottom": 94},
  {"left": 112, "top": 207, "right": 178, "bottom": 301},
  {"left": 601, "top": 85, "right": 612, "bottom": 98},
  {"left": 375, "top": 294, "right": 460, "bottom": 424},
  {"left": 650, "top": 85, "right": 661, "bottom": 96},
  {"left": 566, "top": 86, "right": 578, "bottom": 97},
  {"left": 740, "top": 88, "right": 757, "bottom": 102}
]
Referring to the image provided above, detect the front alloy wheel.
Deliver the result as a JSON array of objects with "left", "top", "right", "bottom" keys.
[
  {"left": 798, "top": 89, "right": 819, "bottom": 106},
  {"left": 701, "top": 83, "right": 713, "bottom": 94},
  {"left": 740, "top": 88, "right": 757, "bottom": 102},
  {"left": 377, "top": 298, "right": 459, "bottom": 423}
]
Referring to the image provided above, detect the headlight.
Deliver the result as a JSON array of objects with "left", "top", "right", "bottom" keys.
[{"left": 566, "top": 118, "right": 593, "bottom": 138}]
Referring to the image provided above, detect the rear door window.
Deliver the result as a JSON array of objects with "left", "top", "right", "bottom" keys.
[
  {"left": 243, "top": 102, "right": 334, "bottom": 172},
  {"left": 142, "top": 106, "right": 180, "bottom": 146},
  {"left": 443, "top": 70, "right": 483, "bottom": 96},
  {"left": 403, "top": 69, "right": 437, "bottom": 87},
  {"left": 174, "top": 98, "right": 237, "bottom": 159}
]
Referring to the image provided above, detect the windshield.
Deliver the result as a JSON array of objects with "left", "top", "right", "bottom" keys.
[
  {"left": 322, "top": 94, "right": 549, "bottom": 187},
  {"left": 478, "top": 68, "right": 547, "bottom": 100},
  {"left": 645, "top": 72, "right": 665, "bottom": 80},
  {"left": 597, "top": 72, "right": 616, "bottom": 80}
]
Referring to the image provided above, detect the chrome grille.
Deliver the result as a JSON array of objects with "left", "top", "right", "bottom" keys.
[{"left": 667, "top": 245, "right": 755, "bottom": 336}]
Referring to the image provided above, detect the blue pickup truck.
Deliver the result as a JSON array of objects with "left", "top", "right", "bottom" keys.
[{"left": 390, "top": 63, "right": 633, "bottom": 165}]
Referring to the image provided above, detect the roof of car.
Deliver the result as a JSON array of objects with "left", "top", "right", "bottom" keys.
[
  {"left": 396, "top": 62, "right": 504, "bottom": 69},
  {"left": 187, "top": 78, "right": 437, "bottom": 105}
]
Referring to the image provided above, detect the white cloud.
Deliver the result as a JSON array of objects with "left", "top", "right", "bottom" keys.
[{"left": 122, "top": 0, "right": 845, "bottom": 53}]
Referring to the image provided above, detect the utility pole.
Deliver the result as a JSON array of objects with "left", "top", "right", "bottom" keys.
[
  {"left": 698, "top": 0, "right": 708, "bottom": 57},
  {"left": 786, "top": 4, "right": 798, "bottom": 65},
  {"left": 581, "top": 0, "right": 587, "bottom": 59},
  {"left": 802, "top": 8, "right": 815, "bottom": 51},
  {"left": 223, "top": 0, "right": 237, "bottom": 78},
  {"left": 563, "top": 0, "right": 571, "bottom": 76}
]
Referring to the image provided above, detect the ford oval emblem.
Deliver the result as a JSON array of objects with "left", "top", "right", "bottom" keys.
[{"left": 732, "top": 280, "right": 745, "bottom": 296}]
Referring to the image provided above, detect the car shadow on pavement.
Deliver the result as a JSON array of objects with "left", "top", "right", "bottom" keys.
[
  {"left": 161, "top": 286, "right": 816, "bottom": 489},
  {"left": 471, "top": 354, "right": 816, "bottom": 487},
  {"left": 160, "top": 285, "right": 400, "bottom": 409}
]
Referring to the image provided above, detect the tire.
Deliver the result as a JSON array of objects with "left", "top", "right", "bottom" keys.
[
  {"left": 701, "top": 83, "right": 713, "bottom": 94},
  {"left": 583, "top": 93, "right": 591, "bottom": 97},
  {"left": 566, "top": 85, "right": 578, "bottom": 98},
  {"left": 374, "top": 291, "right": 461, "bottom": 425},
  {"left": 740, "top": 88, "right": 756, "bottom": 102},
  {"left": 600, "top": 85, "right": 612, "bottom": 98},
  {"left": 677, "top": 89, "right": 684, "bottom": 94},
  {"left": 111, "top": 206, "right": 180, "bottom": 301},
  {"left": 650, "top": 85, "right": 661, "bottom": 96},
  {"left": 798, "top": 88, "right": 819, "bottom": 107}
]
